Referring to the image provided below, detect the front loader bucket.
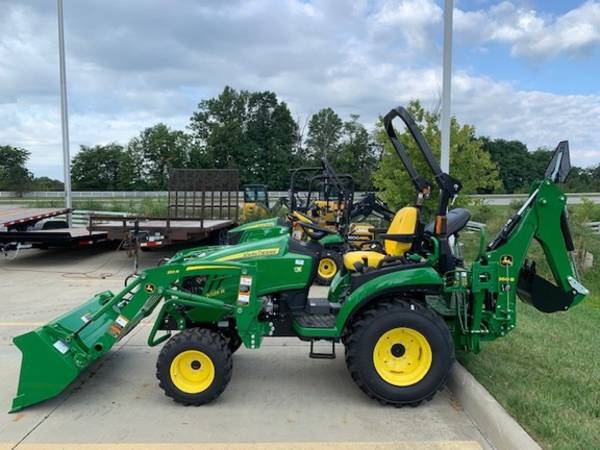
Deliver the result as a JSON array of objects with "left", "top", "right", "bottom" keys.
[
  {"left": 11, "top": 330, "right": 82, "bottom": 412},
  {"left": 10, "top": 289, "right": 139, "bottom": 412}
]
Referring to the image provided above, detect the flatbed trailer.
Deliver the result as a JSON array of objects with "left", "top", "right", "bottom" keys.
[
  {"left": 88, "top": 168, "right": 240, "bottom": 249},
  {"left": 0, "top": 207, "right": 70, "bottom": 231},
  {"left": 0, "top": 207, "right": 108, "bottom": 250},
  {"left": 88, "top": 216, "right": 233, "bottom": 248}
]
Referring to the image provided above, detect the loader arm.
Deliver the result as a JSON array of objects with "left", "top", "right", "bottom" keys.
[{"left": 10, "top": 262, "right": 244, "bottom": 412}]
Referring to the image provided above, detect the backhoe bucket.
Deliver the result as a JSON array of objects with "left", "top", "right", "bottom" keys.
[
  {"left": 517, "top": 270, "right": 587, "bottom": 313},
  {"left": 10, "top": 290, "right": 135, "bottom": 412}
]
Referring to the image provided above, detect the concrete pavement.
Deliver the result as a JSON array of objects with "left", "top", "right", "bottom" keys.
[{"left": 0, "top": 246, "right": 491, "bottom": 449}]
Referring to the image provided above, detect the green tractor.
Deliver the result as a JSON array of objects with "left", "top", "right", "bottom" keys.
[
  {"left": 225, "top": 162, "right": 393, "bottom": 285},
  {"left": 10, "top": 106, "right": 587, "bottom": 412},
  {"left": 221, "top": 161, "right": 356, "bottom": 285}
]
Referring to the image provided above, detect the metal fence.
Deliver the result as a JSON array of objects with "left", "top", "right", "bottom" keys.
[{"left": 1, "top": 191, "right": 599, "bottom": 205}]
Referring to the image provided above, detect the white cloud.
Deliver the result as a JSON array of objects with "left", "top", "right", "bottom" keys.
[
  {"left": 455, "top": 1, "right": 600, "bottom": 60},
  {"left": 0, "top": 0, "right": 598, "bottom": 180}
]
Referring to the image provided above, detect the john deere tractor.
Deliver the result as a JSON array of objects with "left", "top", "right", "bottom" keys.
[
  {"left": 239, "top": 184, "right": 270, "bottom": 221},
  {"left": 225, "top": 162, "right": 393, "bottom": 285},
  {"left": 10, "top": 106, "right": 587, "bottom": 412}
]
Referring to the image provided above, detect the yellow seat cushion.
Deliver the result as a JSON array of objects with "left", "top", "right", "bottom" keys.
[
  {"left": 343, "top": 206, "right": 418, "bottom": 272},
  {"left": 343, "top": 251, "right": 386, "bottom": 271},
  {"left": 384, "top": 207, "right": 418, "bottom": 256}
]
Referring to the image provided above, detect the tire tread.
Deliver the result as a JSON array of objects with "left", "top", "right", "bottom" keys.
[
  {"left": 345, "top": 298, "right": 454, "bottom": 407},
  {"left": 156, "top": 327, "right": 232, "bottom": 405}
]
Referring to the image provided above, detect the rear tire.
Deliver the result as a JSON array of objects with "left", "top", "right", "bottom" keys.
[
  {"left": 345, "top": 299, "right": 454, "bottom": 406},
  {"left": 315, "top": 250, "right": 342, "bottom": 286},
  {"left": 156, "top": 328, "right": 232, "bottom": 406}
]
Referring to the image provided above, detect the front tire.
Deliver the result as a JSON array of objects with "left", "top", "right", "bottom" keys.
[
  {"left": 345, "top": 299, "right": 454, "bottom": 406},
  {"left": 156, "top": 328, "right": 232, "bottom": 406},
  {"left": 222, "top": 329, "right": 243, "bottom": 353}
]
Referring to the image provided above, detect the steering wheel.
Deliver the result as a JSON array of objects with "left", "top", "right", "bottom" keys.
[{"left": 295, "top": 221, "right": 336, "bottom": 241}]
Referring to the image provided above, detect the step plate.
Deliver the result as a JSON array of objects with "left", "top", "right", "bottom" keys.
[{"left": 293, "top": 313, "right": 336, "bottom": 329}]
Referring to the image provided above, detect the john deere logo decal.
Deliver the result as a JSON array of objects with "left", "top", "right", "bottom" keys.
[
  {"left": 500, "top": 255, "right": 513, "bottom": 266},
  {"left": 144, "top": 283, "right": 155, "bottom": 293},
  {"left": 217, "top": 248, "right": 280, "bottom": 261}
]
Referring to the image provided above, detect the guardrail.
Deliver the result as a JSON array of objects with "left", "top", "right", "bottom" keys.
[
  {"left": 0, "top": 191, "right": 170, "bottom": 198},
  {"left": 2, "top": 191, "right": 599, "bottom": 203},
  {"left": 69, "top": 210, "right": 130, "bottom": 228},
  {"left": 586, "top": 222, "right": 600, "bottom": 234}
]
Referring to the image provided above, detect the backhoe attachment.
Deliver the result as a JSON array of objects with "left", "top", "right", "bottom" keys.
[{"left": 486, "top": 141, "right": 587, "bottom": 314}]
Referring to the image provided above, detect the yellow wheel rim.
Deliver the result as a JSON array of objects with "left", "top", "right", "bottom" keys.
[
  {"left": 373, "top": 327, "right": 432, "bottom": 386},
  {"left": 170, "top": 350, "right": 215, "bottom": 394},
  {"left": 318, "top": 257, "right": 337, "bottom": 279}
]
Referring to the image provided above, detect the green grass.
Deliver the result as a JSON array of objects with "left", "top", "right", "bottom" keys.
[
  {"left": 459, "top": 294, "right": 600, "bottom": 449},
  {"left": 458, "top": 202, "right": 600, "bottom": 450}
]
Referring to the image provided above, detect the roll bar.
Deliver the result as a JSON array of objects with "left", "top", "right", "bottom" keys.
[
  {"left": 383, "top": 106, "right": 462, "bottom": 214},
  {"left": 288, "top": 159, "right": 355, "bottom": 234},
  {"left": 383, "top": 106, "right": 463, "bottom": 273},
  {"left": 289, "top": 166, "right": 321, "bottom": 212}
]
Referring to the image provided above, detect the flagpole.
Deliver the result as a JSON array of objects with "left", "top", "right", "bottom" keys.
[{"left": 57, "top": 0, "right": 72, "bottom": 225}]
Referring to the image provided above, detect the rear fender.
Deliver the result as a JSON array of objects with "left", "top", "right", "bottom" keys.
[{"left": 334, "top": 266, "right": 444, "bottom": 333}]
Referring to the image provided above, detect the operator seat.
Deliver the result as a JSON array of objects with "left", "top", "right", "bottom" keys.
[
  {"left": 343, "top": 206, "right": 418, "bottom": 271},
  {"left": 342, "top": 207, "right": 472, "bottom": 272},
  {"left": 424, "top": 208, "right": 471, "bottom": 237}
]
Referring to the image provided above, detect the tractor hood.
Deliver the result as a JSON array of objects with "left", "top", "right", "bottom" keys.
[
  {"left": 229, "top": 217, "right": 281, "bottom": 233},
  {"left": 183, "top": 235, "right": 290, "bottom": 264},
  {"left": 226, "top": 216, "right": 289, "bottom": 245}
]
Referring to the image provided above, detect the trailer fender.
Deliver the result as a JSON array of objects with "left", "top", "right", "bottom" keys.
[{"left": 335, "top": 266, "right": 444, "bottom": 333}]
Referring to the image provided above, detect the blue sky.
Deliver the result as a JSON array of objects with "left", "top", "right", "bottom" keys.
[
  {"left": 454, "top": 1, "right": 600, "bottom": 94},
  {"left": 0, "top": 0, "right": 599, "bottom": 180}
]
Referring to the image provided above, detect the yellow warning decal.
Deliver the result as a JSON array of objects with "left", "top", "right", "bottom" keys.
[
  {"left": 241, "top": 222, "right": 276, "bottom": 230},
  {"left": 217, "top": 248, "right": 280, "bottom": 261},
  {"left": 499, "top": 276, "right": 515, "bottom": 282},
  {"left": 185, "top": 265, "right": 238, "bottom": 272}
]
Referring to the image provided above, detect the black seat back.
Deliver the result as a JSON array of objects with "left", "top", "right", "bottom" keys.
[{"left": 425, "top": 208, "right": 471, "bottom": 236}]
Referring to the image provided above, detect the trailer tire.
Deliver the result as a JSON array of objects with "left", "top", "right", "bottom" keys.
[
  {"left": 345, "top": 299, "right": 454, "bottom": 407},
  {"left": 156, "top": 328, "right": 232, "bottom": 406}
]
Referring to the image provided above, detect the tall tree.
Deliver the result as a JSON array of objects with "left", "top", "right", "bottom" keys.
[
  {"left": 306, "top": 107, "right": 343, "bottom": 160},
  {"left": 329, "top": 114, "right": 379, "bottom": 190},
  {"left": 71, "top": 144, "right": 129, "bottom": 190},
  {"left": 482, "top": 138, "right": 537, "bottom": 193},
  {"left": 128, "top": 124, "right": 191, "bottom": 190},
  {"left": 188, "top": 86, "right": 298, "bottom": 189},
  {"left": 0, "top": 145, "right": 33, "bottom": 194},
  {"left": 31, "top": 177, "right": 64, "bottom": 191},
  {"left": 373, "top": 101, "right": 502, "bottom": 211},
  {"left": 189, "top": 86, "right": 248, "bottom": 169}
]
